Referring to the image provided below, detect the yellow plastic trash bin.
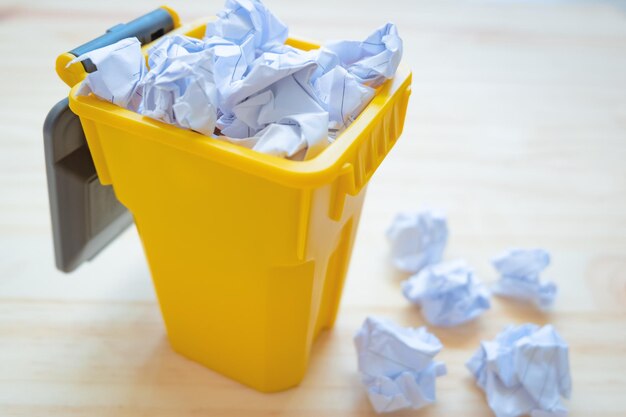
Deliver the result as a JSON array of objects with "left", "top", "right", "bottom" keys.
[{"left": 44, "top": 7, "right": 411, "bottom": 392}]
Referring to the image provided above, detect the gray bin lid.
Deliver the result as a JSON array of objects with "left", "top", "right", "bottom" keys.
[
  {"left": 43, "top": 99, "right": 133, "bottom": 272},
  {"left": 43, "top": 8, "right": 176, "bottom": 272}
]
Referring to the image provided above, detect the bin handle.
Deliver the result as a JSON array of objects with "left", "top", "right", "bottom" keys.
[{"left": 56, "top": 5, "right": 180, "bottom": 87}]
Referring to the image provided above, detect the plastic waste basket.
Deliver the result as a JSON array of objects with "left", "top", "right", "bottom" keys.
[{"left": 44, "top": 7, "right": 412, "bottom": 392}]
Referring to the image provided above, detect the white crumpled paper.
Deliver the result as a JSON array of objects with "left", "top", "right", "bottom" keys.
[
  {"left": 402, "top": 260, "right": 491, "bottom": 327},
  {"left": 354, "top": 316, "right": 447, "bottom": 413},
  {"left": 325, "top": 23, "right": 403, "bottom": 88},
  {"left": 214, "top": 53, "right": 330, "bottom": 159},
  {"left": 213, "top": 48, "right": 319, "bottom": 117},
  {"left": 141, "top": 37, "right": 219, "bottom": 136},
  {"left": 69, "top": 37, "right": 146, "bottom": 112},
  {"left": 492, "top": 248, "right": 557, "bottom": 310},
  {"left": 466, "top": 323, "right": 572, "bottom": 417},
  {"left": 310, "top": 23, "right": 401, "bottom": 135},
  {"left": 387, "top": 210, "right": 449, "bottom": 273},
  {"left": 70, "top": 0, "right": 403, "bottom": 160},
  {"left": 312, "top": 63, "right": 375, "bottom": 135},
  {"left": 205, "top": 0, "right": 288, "bottom": 53}
]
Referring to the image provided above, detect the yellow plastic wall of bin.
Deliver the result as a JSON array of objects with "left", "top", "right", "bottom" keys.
[{"left": 63, "top": 15, "right": 412, "bottom": 392}]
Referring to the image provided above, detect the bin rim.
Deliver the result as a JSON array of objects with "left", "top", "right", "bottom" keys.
[{"left": 67, "top": 17, "right": 412, "bottom": 189}]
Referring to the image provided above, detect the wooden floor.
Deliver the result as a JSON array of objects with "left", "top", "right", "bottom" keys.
[{"left": 1, "top": 0, "right": 626, "bottom": 415}]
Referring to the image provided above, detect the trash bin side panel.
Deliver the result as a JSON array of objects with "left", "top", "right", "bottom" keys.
[
  {"left": 326, "top": 83, "right": 411, "bottom": 222},
  {"left": 306, "top": 181, "right": 367, "bottom": 338},
  {"left": 80, "top": 121, "right": 321, "bottom": 390},
  {"left": 295, "top": 83, "right": 413, "bottom": 333},
  {"left": 263, "top": 260, "right": 316, "bottom": 391},
  {"left": 315, "top": 190, "right": 366, "bottom": 333},
  {"left": 133, "top": 182, "right": 309, "bottom": 391}
]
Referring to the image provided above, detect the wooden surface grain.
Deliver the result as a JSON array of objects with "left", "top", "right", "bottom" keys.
[{"left": 1, "top": 0, "right": 626, "bottom": 415}]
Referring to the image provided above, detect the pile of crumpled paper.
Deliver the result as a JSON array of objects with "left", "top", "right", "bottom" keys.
[
  {"left": 369, "top": 209, "right": 570, "bottom": 416},
  {"left": 70, "top": 0, "right": 403, "bottom": 160}
]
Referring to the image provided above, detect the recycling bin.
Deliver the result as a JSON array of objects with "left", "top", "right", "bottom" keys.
[{"left": 44, "top": 6, "right": 412, "bottom": 392}]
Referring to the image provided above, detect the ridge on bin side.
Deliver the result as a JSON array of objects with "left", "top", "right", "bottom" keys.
[{"left": 61, "top": 12, "right": 412, "bottom": 392}]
